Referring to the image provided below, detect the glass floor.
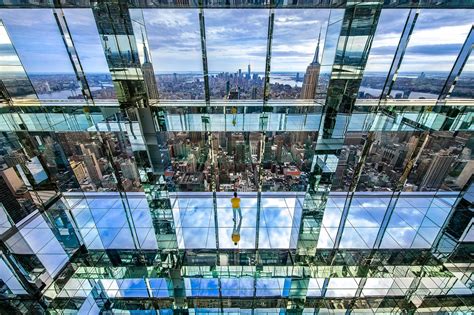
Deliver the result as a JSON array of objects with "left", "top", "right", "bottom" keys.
[{"left": 62, "top": 191, "right": 459, "bottom": 251}]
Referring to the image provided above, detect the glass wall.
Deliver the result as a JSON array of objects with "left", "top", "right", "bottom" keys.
[
  {"left": 358, "top": 9, "right": 410, "bottom": 99},
  {"left": 205, "top": 9, "right": 269, "bottom": 100},
  {"left": 269, "top": 9, "right": 331, "bottom": 100},
  {"left": 0, "top": 9, "right": 80, "bottom": 100},
  {"left": 63, "top": 9, "right": 116, "bottom": 99},
  {"left": 0, "top": 21, "right": 37, "bottom": 99},
  {"left": 450, "top": 52, "right": 474, "bottom": 99},
  {"left": 390, "top": 9, "right": 473, "bottom": 99},
  {"left": 140, "top": 9, "right": 205, "bottom": 100}
]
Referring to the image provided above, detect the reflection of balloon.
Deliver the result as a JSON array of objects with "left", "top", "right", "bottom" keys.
[{"left": 232, "top": 119, "right": 237, "bottom": 126}]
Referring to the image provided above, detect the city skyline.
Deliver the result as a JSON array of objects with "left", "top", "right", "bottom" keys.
[{"left": 0, "top": 8, "right": 472, "bottom": 75}]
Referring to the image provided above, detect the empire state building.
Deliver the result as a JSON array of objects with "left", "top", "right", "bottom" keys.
[
  {"left": 300, "top": 31, "right": 321, "bottom": 99},
  {"left": 141, "top": 32, "right": 160, "bottom": 100}
]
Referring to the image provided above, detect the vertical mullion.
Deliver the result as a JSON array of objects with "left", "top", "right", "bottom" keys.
[
  {"left": 199, "top": 8, "right": 210, "bottom": 105},
  {"left": 380, "top": 8, "right": 419, "bottom": 101}
]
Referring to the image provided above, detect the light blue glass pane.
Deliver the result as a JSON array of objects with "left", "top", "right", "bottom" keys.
[
  {"left": 256, "top": 278, "right": 285, "bottom": 297},
  {"left": 150, "top": 278, "right": 169, "bottom": 297}
]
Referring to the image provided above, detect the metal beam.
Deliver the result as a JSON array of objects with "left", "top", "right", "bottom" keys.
[{"left": 1, "top": 0, "right": 474, "bottom": 9}]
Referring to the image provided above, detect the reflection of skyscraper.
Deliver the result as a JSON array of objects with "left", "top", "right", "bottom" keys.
[
  {"left": 141, "top": 32, "right": 159, "bottom": 100},
  {"left": 251, "top": 87, "right": 257, "bottom": 99},
  {"left": 70, "top": 160, "right": 89, "bottom": 183},
  {"left": 420, "top": 151, "right": 455, "bottom": 190},
  {"left": 0, "top": 168, "right": 31, "bottom": 223},
  {"left": 455, "top": 160, "right": 474, "bottom": 188},
  {"left": 80, "top": 145, "right": 103, "bottom": 184},
  {"left": 120, "top": 159, "right": 139, "bottom": 181},
  {"left": 4, "top": 151, "right": 26, "bottom": 167},
  {"left": 300, "top": 30, "right": 321, "bottom": 100}
]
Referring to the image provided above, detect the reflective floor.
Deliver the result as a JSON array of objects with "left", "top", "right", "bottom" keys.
[
  {"left": 60, "top": 192, "right": 458, "bottom": 251},
  {"left": 0, "top": 2, "right": 473, "bottom": 314}
]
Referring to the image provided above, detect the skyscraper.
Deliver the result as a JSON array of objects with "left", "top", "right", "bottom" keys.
[
  {"left": 141, "top": 32, "right": 159, "bottom": 100},
  {"left": 420, "top": 151, "right": 455, "bottom": 190},
  {"left": 300, "top": 30, "right": 321, "bottom": 99}
]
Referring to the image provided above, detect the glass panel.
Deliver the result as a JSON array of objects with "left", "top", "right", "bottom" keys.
[
  {"left": 406, "top": 131, "right": 472, "bottom": 191},
  {"left": 332, "top": 131, "right": 424, "bottom": 192},
  {"left": 356, "top": 131, "right": 421, "bottom": 192},
  {"left": 315, "top": 9, "right": 344, "bottom": 102},
  {"left": 0, "top": 21, "right": 36, "bottom": 99},
  {"left": 56, "top": 132, "right": 141, "bottom": 192},
  {"left": 269, "top": 9, "right": 331, "bottom": 100},
  {"left": 358, "top": 9, "right": 410, "bottom": 99},
  {"left": 450, "top": 51, "right": 474, "bottom": 99},
  {"left": 140, "top": 9, "right": 205, "bottom": 100},
  {"left": 63, "top": 9, "right": 116, "bottom": 99},
  {"left": 7, "top": 213, "right": 69, "bottom": 279},
  {"left": 261, "top": 131, "right": 317, "bottom": 192},
  {"left": 317, "top": 196, "right": 344, "bottom": 249},
  {"left": 205, "top": 9, "right": 269, "bottom": 100},
  {"left": 217, "top": 195, "right": 257, "bottom": 249},
  {"left": 390, "top": 9, "right": 473, "bottom": 99},
  {"left": 213, "top": 132, "right": 262, "bottom": 192},
  {"left": 0, "top": 9, "right": 80, "bottom": 100},
  {"left": 159, "top": 132, "right": 211, "bottom": 192}
]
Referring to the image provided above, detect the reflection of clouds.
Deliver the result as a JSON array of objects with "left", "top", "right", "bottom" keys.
[
  {"left": 362, "top": 278, "right": 394, "bottom": 296},
  {"left": 307, "top": 278, "right": 325, "bottom": 296},
  {"left": 205, "top": 9, "right": 268, "bottom": 72},
  {"left": 354, "top": 197, "right": 388, "bottom": 208},
  {"left": 221, "top": 278, "right": 254, "bottom": 297},
  {"left": 385, "top": 227, "right": 417, "bottom": 248},
  {"left": 256, "top": 278, "right": 285, "bottom": 296},
  {"left": 101, "top": 279, "right": 149, "bottom": 298},
  {"left": 119, "top": 279, "right": 149, "bottom": 298},
  {"left": 397, "top": 12, "right": 472, "bottom": 72},
  {"left": 179, "top": 227, "right": 216, "bottom": 249},
  {"left": 392, "top": 208, "right": 424, "bottom": 228},
  {"left": 415, "top": 9, "right": 473, "bottom": 29},
  {"left": 321, "top": 207, "right": 342, "bottom": 227},
  {"left": 317, "top": 227, "right": 336, "bottom": 248},
  {"left": 95, "top": 209, "right": 127, "bottom": 228},
  {"left": 144, "top": 9, "right": 194, "bottom": 28},
  {"left": 260, "top": 228, "right": 292, "bottom": 249},
  {"left": 340, "top": 227, "right": 378, "bottom": 248},
  {"left": 143, "top": 9, "right": 202, "bottom": 72},
  {"left": 262, "top": 208, "right": 293, "bottom": 227},
  {"left": 186, "top": 278, "right": 219, "bottom": 297},
  {"left": 366, "top": 9, "right": 474, "bottom": 72},
  {"left": 272, "top": 9, "right": 332, "bottom": 72},
  {"left": 180, "top": 207, "right": 213, "bottom": 228},
  {"left": 347, "top": 207, "right": 380, "bottom": 227},
  {"left": 326, "top": 278, "right": 360, "bottom": 298},
  {"left": 339, "top": 227, "right": 367, "bottom": 248},
  {"left": 0, "top": 9, "right": 74, "bottom": 73},
  {"left": 132, "top": 208, "right": 154, "bottom": 227},
  {"left": 63, "top": 9, "right": 110, "bottom": 73}
]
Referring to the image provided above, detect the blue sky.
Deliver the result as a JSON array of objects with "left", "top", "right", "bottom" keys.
[{"left": 0, "top": 8, "right": 472, "bottom": 74}]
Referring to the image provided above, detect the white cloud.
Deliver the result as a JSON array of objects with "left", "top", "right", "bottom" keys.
[{"left": 409, "top": 24, "right": 472, "bottom": 47}]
